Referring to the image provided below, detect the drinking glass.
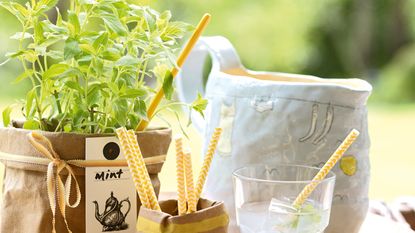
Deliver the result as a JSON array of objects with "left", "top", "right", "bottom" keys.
[{"left": 233, "top": 164, "right": 336, "bottom": 233}]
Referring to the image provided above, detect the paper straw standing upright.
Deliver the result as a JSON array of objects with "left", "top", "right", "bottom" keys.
[
  {"left": 175, "top": 136, "right": 187, "bottom": 215},
  {"left": 115, "top": 128, "right": 151, "bottom": 209},
  {"left": 126, "top": 130, "right": 161, "bottom": 211},
  {"left": 195, "top": 128, "right": 223, "bottom": 202},
  {"left": 136, "top": 13, "right": 211, "bottom": 131},
  {"left": 292, "top": 129, "right": 360, "bottom": 208},
  {"left": 184, "top": 148, "right": 197, "bottom": 213}
]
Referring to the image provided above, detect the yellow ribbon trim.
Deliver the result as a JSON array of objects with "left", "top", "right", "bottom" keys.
[
  {"left": 137, "top": 213, "right": 229, "bottom": 233},
  {"left": 0, "top": 132, "right": 166, "bottom": 233},
  {"left": 27, "top": 132, "right": 81, "bottom": 233}
]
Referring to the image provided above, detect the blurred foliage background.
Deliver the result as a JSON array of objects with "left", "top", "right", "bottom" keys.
[
  {"left": 2, "top": 0, "right": 415, "bottom": 102},
  {"left": 152, "top": 0, "right": 415, "bottom": 103},
  {"left": 1, "top": 0, "right": 414, "bottom": 200}
]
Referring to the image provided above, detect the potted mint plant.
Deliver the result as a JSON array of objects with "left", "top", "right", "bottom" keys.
[{"left": 0, "top": 0, "right": 206, "bottom": 232}]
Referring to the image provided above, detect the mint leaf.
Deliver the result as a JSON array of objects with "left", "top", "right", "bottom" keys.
[
  {"left": 43, "top": 64, "right": 69, "bottom": 80},
  {"left": 64, "top": 38, "right": 82, "bottom": 60},
  {"left": 162, "top": 70, "right": 173, "bottom": 100},
  {"left": 23, "top": 119, "right": 40, "bottom": 130},
  {"left": 191, "top": 93, "right": 208, "bottom": 118},
  {"left": 2, "top": 106, "right": 13, "bottom": 127},
  {"left": 115, "top": 55, "right": 140, "bottom": 66},
  {"left": 13, "top": 69, "right": 34, "bottom": 84},
  {"left": 101, "top": 13, "right": 127, "bottom": 36}
]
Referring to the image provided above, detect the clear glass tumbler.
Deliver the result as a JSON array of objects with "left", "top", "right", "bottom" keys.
[{"left": 233, "top": 164, "right": 336, "bottom": 233}]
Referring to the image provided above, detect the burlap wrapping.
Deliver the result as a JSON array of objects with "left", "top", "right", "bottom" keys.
[
  {"left": 0, "top": 126, "right": 171, "bottom": 233},
  {"left": 137, "top": 198, "right": 229, "bottom": 233}
]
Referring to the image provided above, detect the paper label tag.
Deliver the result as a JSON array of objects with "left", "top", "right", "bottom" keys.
[{"left": 85, "top": 137, "right": 137, "bottom": 233}]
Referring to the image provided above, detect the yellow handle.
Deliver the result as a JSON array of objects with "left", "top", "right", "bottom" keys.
[{"left": 136, "top": 13, "right": 212, "bottom": 131}]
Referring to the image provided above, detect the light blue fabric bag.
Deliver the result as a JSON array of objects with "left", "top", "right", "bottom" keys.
[{"left": 177, "top": 36, "right": 372, "bottom": 233}]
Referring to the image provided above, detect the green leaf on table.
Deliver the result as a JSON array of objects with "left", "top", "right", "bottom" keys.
[
  {"left": 43, "top": 64, "right": 69, "bottom": 79},
  {"left": 162, "top": 70, "right": 173, "bottom": 100},
  {"left": 2, "top": 106, "right": 13, "bottom": 127}
]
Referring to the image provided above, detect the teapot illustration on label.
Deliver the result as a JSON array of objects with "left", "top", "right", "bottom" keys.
[{"left": 93, "top": 192, "right": 131, "bottom": 232}]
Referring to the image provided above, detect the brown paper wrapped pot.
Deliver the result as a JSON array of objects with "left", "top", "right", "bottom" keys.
[{"left": 0, "top": 125, "right": 171, "bottom": 233}]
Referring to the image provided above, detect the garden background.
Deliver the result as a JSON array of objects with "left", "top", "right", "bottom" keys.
[{"left": 0, "top": 0, "right": 414, "bottom": 201}]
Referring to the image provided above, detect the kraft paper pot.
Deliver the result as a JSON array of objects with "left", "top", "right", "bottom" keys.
[
  {"left": 137, "top": 198, "right": 229, "bottom": 233},
  {"left": 0, "top": 124, "right": 171, "bottom": 233}
]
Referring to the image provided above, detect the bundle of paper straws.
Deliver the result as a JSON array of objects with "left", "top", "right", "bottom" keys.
[
  {"left": 175, "top": 127, "right": 223, "bottom": 215},
  {"left": 116, "top": 127, "right": 161, "bottom": 211},
  {"left": 116, "top": 127, "right": 222, "bottom": 214}
]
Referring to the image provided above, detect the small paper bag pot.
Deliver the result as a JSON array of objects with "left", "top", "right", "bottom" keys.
[
  {"left": 0, "top": 125, "right": 171, "bottom": 233},
  {"left": 137, "top": 198, "right": 229, "bottom": 233}
]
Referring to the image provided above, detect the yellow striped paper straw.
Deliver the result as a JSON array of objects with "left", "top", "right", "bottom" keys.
[
  {"left": 126, "top": 130, "right": 161, "bottom": 211},
  {"left": 195, "top": 128, "right": 223, "bottom": 202},
  {"left": 292, "top": 129, "right": 360, "bottom": 208},
  {"left": 184, "top": 148, "right": 197, "bottom": 213},
  {"left": 175, "top": 136, "right": 187, "bottom": 215},
  {"left": 136, "top": 13, "right": 211, "bottom": 131},
  {"left": 116, "top": 128, "right": 151, "bottom": 209}
]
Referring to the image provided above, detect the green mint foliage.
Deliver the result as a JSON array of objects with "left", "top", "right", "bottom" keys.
[{"left": 1, "top": 0, "right": 207, "bottom": 133}]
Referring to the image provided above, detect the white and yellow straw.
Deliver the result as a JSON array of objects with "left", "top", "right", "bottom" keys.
[
  {"left": 184, "top": 148, "right": 197, "bottom": 213},
  {"left": 126, "top": 129, "right": 161, "bottom": 211},
  {"left": 116, "top": 128, "right": 151, "bottom": 209},
  {"left": 195, "top": 128, "right": 223, "bottom": 203},
  {"left": 175, "top": 136, "right": 187, "bottom": 215},
  {"left": 292, "top": 129, "right": 360, "bottom": 208}
]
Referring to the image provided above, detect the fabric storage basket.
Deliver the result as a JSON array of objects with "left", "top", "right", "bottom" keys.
[
  {"left": 0, "top": 124, "right": 171, "bottom": 233},
  {"left": 176, "top": 36, "right": 372, "bottom": 233},
  {"left": 137, "top": 198, "right": 229, "bottom": 233}
]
